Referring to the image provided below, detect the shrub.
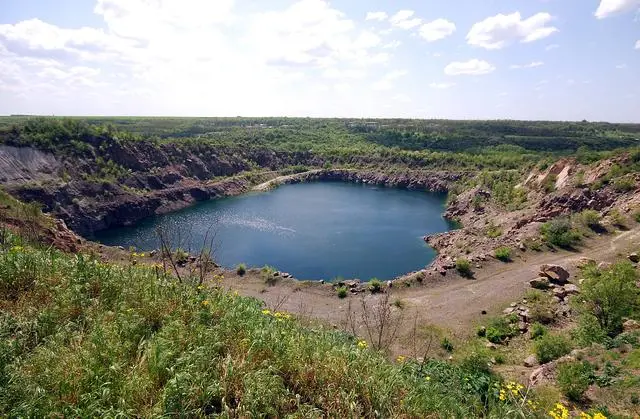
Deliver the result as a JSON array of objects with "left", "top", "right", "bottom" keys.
[
  {"left": 608, "top": 209, "right": 628, "bottom": 229},
  {"left": 579, "top": 210, "right": 602, "bottom": 230},
  {"left": 540, "top": 217, "right": 581, "bottom": 248},
  {"left": 440, "top": 337, "right": 454, "bottom": 353},
  {"left": 494, "top": 247, "right": 511, "bottom": 262},
  {"left": 613, "top": 177, "right": 635, "bottom": 192},
  {"left": 455, "top": 258, "right": 473, "bottom": 278},
  {"left": 530, "top": 323, "right": 547, "bottom": 340},
  {"left": 557, "top": 361, "right": 592, "bottom": 401},
  {"left": 485, "top": 317, "right": 517, "bottom": 344},
  {"left": 635, "top": 210, "right": 640, "bottom": 223},
  {"left": 485, "top": 224, "right": 502, "bottom": 238},
  {"left": 578, "top": 261, "right": 639, "bottom": 337},
  {"left": 336, "top": 286, "right": 348, "bottom": 299},
  {"left": 368, "top": 279, "right": 382, "bottom": 294},
  {"left": 174, "top": 248, "right": 189, "bottom": 264},
  {"left": 572, "top": 314, "right": 608, "bottom": 347},
  {"left": 236, "top": 263, "right": 247, "bottom": 276},
  {"left": 534, "top": 334, "right": 572, "bottom": 364}
]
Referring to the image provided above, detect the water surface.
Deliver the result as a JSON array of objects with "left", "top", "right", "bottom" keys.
[{"left": 96, "top": 182, "right": 454, "bottom": 280}]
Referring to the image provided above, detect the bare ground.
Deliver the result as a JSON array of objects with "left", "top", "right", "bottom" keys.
[{"left": 218, "top": 226, "right": 640, "bottom": 354}]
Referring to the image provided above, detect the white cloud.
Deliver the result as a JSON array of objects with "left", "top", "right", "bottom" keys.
[
  {"left": 390, "top": 10, "right": 422, "bottom": 30},
  {"left": 636, "top": 40, "right": 640, "bottom": 49},
  {"left": 545, "top": 44, "right": 559, "bottom": 51},
  {"left": 419, "top": 19, "right": 456, "bottom": 42},
  {"left": 366, "top": 11, "right": 388, "bottom": 21},
  {"left": 372, "top": 69, "right": 407, "bottom": 90},
  {"left": 444, "top": 59, "right": 495, "bottom": 76},
  {"left": 429, "top": 82, "right": 456, "bottom": 89},
  {"left": 382, "top": 40, "right": 401, "bottom": 49},
  {"left": 616, "top": 63, "right": 628, "bottom": 69},
  {"left": 510, "top": 61, "right": 544, "bottom": 69},
  {"left": 467, "top": 12, "right": 558, "bottom": 50},
  {"left": 595, "top": 0, "right": 640, "bottom": 18}
]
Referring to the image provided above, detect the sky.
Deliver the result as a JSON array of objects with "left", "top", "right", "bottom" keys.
[{"left": 0, "top": 0, "right": 639, "bottom": 122}]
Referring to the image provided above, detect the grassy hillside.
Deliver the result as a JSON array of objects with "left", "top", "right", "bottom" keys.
[{"left": 0, "top": 229, "right": 547, "bottom": 418}]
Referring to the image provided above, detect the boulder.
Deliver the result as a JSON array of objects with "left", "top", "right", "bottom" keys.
[
  {"left": 539, "top": 264, "right": 570, "bottom": 284},
  {"left": 530, "top": 277, "right": 552, "bottom": 290},
  {"left": 623, "top": 319, "right": 640, "bottom": 332},
  {"left": 552, "top": 287, "right": 567, "bottom": 299},
  {"left": 576, "top": 257, "right": 596, "bottom": 268},
  {"left": 524, "top": 355, "right": 538, "bottom": 368},
  {"left": 503, "top": 307, "right": 515, "bottom": 315},
  {"left": 628, "top": 253, "right": 640, "bottom": 263},
  {"left": 563, "top": 284, "right": 580, "bottom": 295}
]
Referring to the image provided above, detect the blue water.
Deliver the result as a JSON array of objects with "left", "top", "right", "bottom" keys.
[{"left": 95, "top": 182, "right": 454, "bottom": 280}]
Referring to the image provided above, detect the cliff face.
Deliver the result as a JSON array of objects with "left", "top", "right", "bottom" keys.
[{"left": 0, "top": 142, "right": 460, "bottom": 236}]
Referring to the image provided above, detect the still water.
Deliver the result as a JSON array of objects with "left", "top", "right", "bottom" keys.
[{"left": 95, "top": 182, "right": 455, "bottom": 280}]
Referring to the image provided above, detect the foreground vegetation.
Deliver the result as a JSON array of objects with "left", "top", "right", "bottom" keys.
[{"left": 0, "top": 230, "right": 555, "bottom": 417}]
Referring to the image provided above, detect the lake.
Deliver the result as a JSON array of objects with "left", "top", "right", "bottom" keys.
[{"left": 95, "top": 182, "right": 455, "bottom": 280}]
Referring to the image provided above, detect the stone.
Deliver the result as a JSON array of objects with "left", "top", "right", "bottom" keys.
[
  {"left": 510, "top": 302, "right": 517, "bottom": 307},
  {"left": 386, "top": 280, "right": 393, "bottom": 288},
  {"left": 503, "top": 307, "right": 516, "bottom": 315},
  {"left": 319, "top": 280, "right": 325, "bottom": 285},
  {"left": 563, "top": 284, "right": 580, "bottom": 295},
  {"left": 597, "top": 262, "right": 612, "bottom": 270},
  {"left": 539, "top": 264, "right": 570, "bottom": 284},
  {"left": 628, "top": 253, "right": 640, "bottom": 263},
  {"left": 623, "top": 319, "right": 640, "bottom": 332},
  {"left": 552, "top": 287, "right": 567, "bottom": 299},
  {"left": 519, "top": 242, "right": 526, "bottom": 251},
  {"left": 518, "top": 322, "right": 528, "bottom": 332},
  {"left": 518, "top": 309, "right": 530, "bottom": 321},
  {"left": 149, "top": 249, "right": 158, "bottom": 257},
  {"left": 576, "top": 257, "right": 595, "bottom": 268},
  {"left": 529, "top": 277, "right": 551, "bottom": 290},
  {"left": 485, "top": 342, "right": 498, "bottom": 350},
  {"left": 524, "top": 355, "right": 538, "bottom": 368}
]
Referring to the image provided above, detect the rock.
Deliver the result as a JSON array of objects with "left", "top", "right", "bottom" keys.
[
  {"left": 597, "top": 262, "right": 611, "bottom": 270},
  {"left": 518, "top": 309, "right": 530, "bottom": 322},
  {"left": 529, "top": 277, "right": 551, "bottom": 290},
  {"left": 386, "top": 280, "right": 393, "bottom": 288},
  {"left": 552, "top": 287, "right": 567, "bottom": 299},
  {"left": 519, "top": 242, "right": 526, "bottom": 251},
  {"left": 510, "top": 302, "right": 517, "bottom": 307},
  {"left": 485, "top": 342, "right": 498, "bottom": 350},
  {"left": 539, "top": 264, "right": 570, "bottom": 284},
  {"left": 623, "top": 319, "right": 640, "bottom": 332},
  {"left": 563, "top": 284, "right": 580, "bottom": 295},
  {"left": 576, "top": 257, "right": 595, "bottom": 268},
  {"left": 518, "top": 322, "right": 528, "bottom": 332},
  {"left": 319, "top": 280, "right": 325, "bottom": 285},
  {"left": 503, "top": 307, "right": 516, "bottom": 315},
  {"left": 149, "top": 249, "right": 158, "bottom": 257},
  {"left": 628, "top": 253, "right": 640, "bottom": 263},
  {"left": 524, "top": 355, "right": 538, "bottom": 368}
]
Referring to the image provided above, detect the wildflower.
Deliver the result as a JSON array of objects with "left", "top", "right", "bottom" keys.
[
  {"left": 549, "top": 403, "right": 570, "bottom": 419},
  {"left": 201, "top": 300, "right": 209, "bottom": 307},
  {"left": 261, "top": 309, "right": 271, "bottom": 315},
  {"left": 357, "top": 340, "right": 368, "bottom": 350},
  {"left": 10, "top": 245, "right": 24, "bottom": 252},
  {"left": 197, "top": 285, "right": 204, "bottom": 290},
  {"left": 593, "top": 413, "right": 607, "bottom": 419},
  {"left": 396, "top": 355, "right": 406, "bottom": 363},
  {"left": 424, "top": 376, "right": 431, "bottom": 381},
  {"left": 499, "top": 390, "right": 506, "bottom": 401}
]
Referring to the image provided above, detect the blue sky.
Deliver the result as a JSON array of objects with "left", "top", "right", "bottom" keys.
[{"left": 0, "top": 0, "right": 638, "bottom": 121}]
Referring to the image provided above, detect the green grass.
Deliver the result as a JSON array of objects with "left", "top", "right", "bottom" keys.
[{"left": 0, "top": 234, "right": 542, "bottom": 417}]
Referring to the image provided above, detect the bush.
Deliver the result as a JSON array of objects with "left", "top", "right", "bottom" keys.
[
  {"left": 613, "top": 177, "right": 635, "bottom": 192},
  {"left": 572, "top": 314, "right": 608, "bottom": 347},
  {"left": 635, "top": 210, "right": 640, "bottom": 223},
  {"left": 578, "top": 261, "right": 639, "bottom": 337},
  {"left": 530, "top": 323, "right": 547, "bottom": 340},
  {"left": 440, "top": 337, "right": 454, "bottom": 352},
  {"left": 534, "top": 334, "right": 572, "bottom": 364},
  {"left": 455, "top": 258, "right": 473, "bottom": 278},
  {"left": 485, "top": 317, "right": 517, "bottom": 344},
  {"left": 557, "top": 361, "right": 592, "bottom": 401},
  {"left": 368, "top": 278, "right": 382, "bottom": 293},
  {"left": 236, "top": 263, "right": 247, "bottom": 276},
  {"left": 579, "top": 210, "right": 602, "bottom": 230},
  {"left": 540, "top": 217, "right": 581, "bottom": 248},
  {"left": 608, "top": 209, "right": 628, "bottom": 229},
  {"left": 485, "top": 224, "right": 502, "bottom": 238},
  {"left": 336, "top": 286, "right": 348, "bottom": 299},
  {"left": 494, "top": 247, "right": 511, "bottom": 262}
]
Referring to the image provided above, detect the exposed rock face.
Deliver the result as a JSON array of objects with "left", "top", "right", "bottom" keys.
[{"left": 0, "top": 145, "right": 60, "bottom": 183}]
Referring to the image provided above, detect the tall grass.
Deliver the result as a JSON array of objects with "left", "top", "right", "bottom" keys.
[{"left": 0, "top": 235, "right": 540, "bottom": 417}]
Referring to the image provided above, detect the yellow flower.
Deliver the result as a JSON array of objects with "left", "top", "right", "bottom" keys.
[
  {"left": 261, "top": 309, "right": 271, "bottom": 315},
  {"left": 499, "top": 390, "right": 506, "bottom": 401},
  {"left": 357, "top": 340, "right": 368, "bottom": 350},
  {"left": 424, "top": 376, "right": 431, "bottom": 381},
  {"left": 10, "top": 245, "right": 24, "bottom": 252},
  {"left": 396, "top": 355, "right": 406, "bottom": 363},
  {"left": 593, "top": 414, "right": 607, "bottom": 419},
  {"left": 201, "top": 300, "right": 209, "bottom": 306}
]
